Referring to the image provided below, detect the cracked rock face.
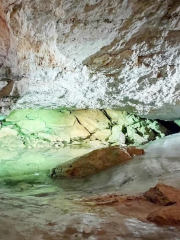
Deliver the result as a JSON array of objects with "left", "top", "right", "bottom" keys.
[
  {"left": 0, "top": 109, "right": 169, "bottom": 149},
  {"left": 1, "top": 0, "right": 180, "bottom": 119}
]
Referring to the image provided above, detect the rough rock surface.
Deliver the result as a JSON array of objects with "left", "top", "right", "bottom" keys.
[
  {"left": 147, "top": 204, "right": 180, "bottom": 226},
  {"left": 81, "top": 183, "right": 180, "bottom": 226},
  {"left": 0, "top": 109, "right": 169, "bottom": 148},
  {"left": 0, "top": 1, "right": 180, "bottom": 119},
  {"left": 145, "top": 184, "right": 180, "bottom": 226},
  {"left": 144, "top": 183, "right": 180, "bottom": 206},
  {"left": 81, "top": 194, "right": 160, "bottom": 223},
  {"left": 51, "top": 146, "right": 144, "bottom": 178}
]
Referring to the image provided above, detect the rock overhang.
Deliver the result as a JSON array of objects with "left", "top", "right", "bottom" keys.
[{"left": 0, "top": 0, "right": 180, "bottom": 120}]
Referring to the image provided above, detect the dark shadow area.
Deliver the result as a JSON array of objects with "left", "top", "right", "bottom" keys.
[{"left": 158, "top": 120, "right": 180, "bottom": 134}]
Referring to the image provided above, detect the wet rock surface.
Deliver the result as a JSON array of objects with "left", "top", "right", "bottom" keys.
[
  {"left": 0, "top": 134, "right": 180, "bottom": 239},
  {"left": 80, "top": 193, "right": 160, "bottom": 223},
  {"left": 51, "top": 146, "right": 144, "bottom": 178},
  {"left": 81, "top": 183, "right": 180, "bottom": 227}
]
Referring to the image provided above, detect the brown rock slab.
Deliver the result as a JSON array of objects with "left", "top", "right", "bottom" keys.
[
  {"left": 79, "top": 183, "right": 180, "bottom": 226},
  {"left": 147, "top": 204, "right": 180, "bottom": 226},
  {"left": 80, "top": 193, "right": 160, "bottom": 223},
  {"left": 52, "top": 146, "right": 144, "bottom": 178},
  {"left": 81, "top": 194, "right": 143, "bottom": 206},
  {"left": 144, "top": 183, "right": 180, "bottom": 206},
  {"left": 83, "top": 192, "right": 180, "bottom": 226}
]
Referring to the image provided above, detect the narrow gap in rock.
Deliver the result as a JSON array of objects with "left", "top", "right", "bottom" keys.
[{"left": 158, "top": 120, "right": 180, "bottom": 134}]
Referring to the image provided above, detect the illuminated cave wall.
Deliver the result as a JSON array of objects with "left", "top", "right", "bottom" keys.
[{"left": 0, "top": 109, "right": 169, "bottom": 149}]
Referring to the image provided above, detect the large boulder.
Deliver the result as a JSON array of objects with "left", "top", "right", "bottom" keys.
[{"left": 51, "top": 146, "right": 144, "bottom": 178}]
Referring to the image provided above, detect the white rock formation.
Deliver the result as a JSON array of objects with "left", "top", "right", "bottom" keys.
[{"left": 0, "top": 0, "right": 180, "bottom": 119}]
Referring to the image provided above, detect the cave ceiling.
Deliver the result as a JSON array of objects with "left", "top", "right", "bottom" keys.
[{"left": 0, "top": 0, "right": 180, "bottom": 119}]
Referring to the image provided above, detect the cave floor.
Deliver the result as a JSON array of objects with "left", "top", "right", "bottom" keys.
[{"left": 1, "top": 134, "right": 180, "bottom": 239}]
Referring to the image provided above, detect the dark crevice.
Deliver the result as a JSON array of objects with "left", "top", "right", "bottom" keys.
[
  {"left": 101, "top": 109, "right": 112, "bottom": 122},
  {"left": 158, "top": 120, "right": 180, "bottom": 134},
  {"left": 73, "top": 115, "right": 92, "bottom": 139}
]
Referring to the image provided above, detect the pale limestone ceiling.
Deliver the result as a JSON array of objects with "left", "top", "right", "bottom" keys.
[{"left": 0, "top": 0, "right": 180, "bottom": 119}]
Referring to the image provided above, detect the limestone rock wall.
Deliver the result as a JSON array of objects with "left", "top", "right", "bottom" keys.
[
  {"left": 0, "top": 1, "right": 180, "bottom": 119},
  {"left": 0, "top": 109, "right": 168, "bottom": 149},
  {"left": 0, "top": 3, "right": 17, "bottom": 79}
]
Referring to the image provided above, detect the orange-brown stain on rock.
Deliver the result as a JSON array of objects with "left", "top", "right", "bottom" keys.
[{"left": 0, "top": 81, "right": 14, "bottom": 98}]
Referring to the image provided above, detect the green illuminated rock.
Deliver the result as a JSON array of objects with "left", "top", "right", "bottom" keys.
[
  {"left": 72, "top": 109, "right": 110, "bottom": 133},
  {"left": 39, "top": 110, "right": 75, "bottom": 127},
  {"left": 93, "top": 129, "right": 111, "bottom": 142},
  {"left": 0, "top": 115, "right": 6, "bottom": 121},
  {"left": 6, "top": 109, "right": 32, "bottom": 122},
  {"left": 0, "top": 136, "right": 24, "bottom": 149},
  {"left": 0, "top": 109, "right": 170, "bottom": 149},
  {"left": 108, "top": 125, "right": 122, "bottom": 144},
  {"left": 105, "top": 109, "right": 134, "bottom": 127},
  {"left": 17, "top": 119, "right": 46, "bottom": 134},
  {"left": 37, "top": 133, "right": 64, "bottom": 143},
  {"left": 174, "top": 120, "right": 180, "bottom": 127},
  {"left": 0, "top": 127, "right": 17, "bottom": 138},
  {"left": 0, "top": 149, "right": 19, "bottom": 160}
]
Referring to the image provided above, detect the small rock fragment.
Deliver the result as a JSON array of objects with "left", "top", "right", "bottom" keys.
[{"left": 83, "top": 225, "right": 91, "bottom": 234}]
